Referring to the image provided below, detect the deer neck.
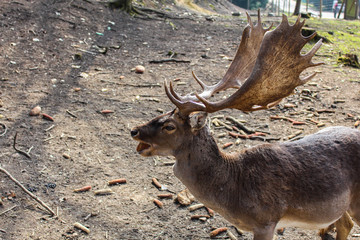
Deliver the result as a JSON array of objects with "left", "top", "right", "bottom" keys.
[{"left": 172, "top": 127, "right": 239, "bottom": 210}]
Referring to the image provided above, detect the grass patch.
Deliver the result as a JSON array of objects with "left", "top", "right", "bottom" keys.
[
  {"left": 299, "top": 18, "right": 359, "bottom": 55},
  {"left": 283, "top": 17, "right": 360, "bottom": 67}
]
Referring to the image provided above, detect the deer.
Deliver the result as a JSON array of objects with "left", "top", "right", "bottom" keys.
[{"left": 131, "top": 11, "right": 360, "bottom": 240}]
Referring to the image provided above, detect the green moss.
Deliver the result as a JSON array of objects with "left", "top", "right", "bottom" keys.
[
  {"left": 209, "top": 3, "right": 215, "bottom": 11},
  {"left": 287, "top": 17, "right": 360, "bottom": 66}
]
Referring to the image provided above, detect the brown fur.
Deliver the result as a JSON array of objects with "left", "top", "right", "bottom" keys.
[{"left": 131, "top": 110, "right": 360, "bottom": 239}]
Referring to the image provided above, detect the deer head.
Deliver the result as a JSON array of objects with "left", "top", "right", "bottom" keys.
[{"left": 131, "top": 109, "right": 208, "bottom": 157}]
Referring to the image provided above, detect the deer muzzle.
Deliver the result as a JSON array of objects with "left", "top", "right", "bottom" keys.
[{"left": 131, "top": 127, "right": 154, "bottom": 156}]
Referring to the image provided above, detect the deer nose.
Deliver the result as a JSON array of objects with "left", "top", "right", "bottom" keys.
[{"left": 131, "top": 128, "right": 139, "bottom": 137}]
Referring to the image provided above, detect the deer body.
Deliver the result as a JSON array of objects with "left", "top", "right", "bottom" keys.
[
  {"left": 131, "top": 12, "right": 359, "bottom": 239},
  {"left": 172, "top": 125, "right": 360, "bottom": 234}
]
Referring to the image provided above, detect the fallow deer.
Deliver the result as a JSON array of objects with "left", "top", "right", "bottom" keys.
[{"left": 131, "top": 11, "right": 360, "bottom": 239}]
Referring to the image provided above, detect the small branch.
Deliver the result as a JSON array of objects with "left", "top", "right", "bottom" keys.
[
  {"left": 0, "top": 205, "right": 17, "bottom": 216},
  {"left": 149, "top": 59, "right": 191, "bottom": 64},
  {"left": 66, "top": 110, "right": 78, "bottom": 118},
  {"left": 0, "top": 122, "right": 7, "bottom": 137},
  {"left": 225, "top": 116, "right": 254, "bottom": 134},
  {"left": 49, "top": 17, "right": 76, "bottom": 27},
  {"left": 99, "top": 79, "right": 161, "bottom": 88},
  {"left": 121, "top": 83, "right": 161, "bottom": 88},
  {"left": 0, "top": 229, "right": 6, "bottom": 233},
  {"left": 13, "top": 132, "right": 31, "bottom": 159},
  {"left": 0, "top": 166, "right": 56, "bottom": 216},
  {"left": 43, "top": 134, "right": 55, "bottom": 142},
  {"left": 45, "top": 125, "right": 55, "bottom": 132}
]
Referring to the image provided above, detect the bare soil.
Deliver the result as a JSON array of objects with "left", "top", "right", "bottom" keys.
[{"left": 0, "top": 0, "right": 359, "bottom": 239}]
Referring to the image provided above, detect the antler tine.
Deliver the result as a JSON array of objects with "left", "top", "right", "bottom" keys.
[
  {"left": 256, "top": 9, "right": 274, "bottom": 32},
  {"left": 303, "top": 38, "right": 324, "bottom": 65},
  {"left": 256, "top": 9, "right": 261, "bottom": 26},
  {"left": 246, "top": 12, "right": 253, "bottom": 28},
  {"left": 192, "top": 71, "right": 207, "bottom": 90},
  {"left": 168, "top": 80, "right": 183, "bottom": 101},
  {"left": 296, "top": 14, "right": 304, "bottom": 27},
  {"left": 165, "top": 80, "right": 183, "bottom": 108},
  {"left": 300, "top": 72, "right": 318, "bottom": 84},
  {"left": 299, "top": 39, "right": 324, "bottom": 83},
  {"left": 169, "top": 72, "right": 213, "bottom": 102},
  {"left": 253, "top": 9, "right": 274, "bottom": 34},
  {"left": 165, "top": 80, "right": 206, "bottom": 117},
  {"left": 304, "top": 31, "right": 317, "bottom": 41}
]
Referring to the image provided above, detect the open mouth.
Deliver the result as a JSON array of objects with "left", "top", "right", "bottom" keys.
[{"left": 136, "top": 141, "right": 153, "bottom": 156}]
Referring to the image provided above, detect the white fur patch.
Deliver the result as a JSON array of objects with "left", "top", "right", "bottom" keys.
[{"left": 276, "top": 218, "right": 336, "bottom": 230}]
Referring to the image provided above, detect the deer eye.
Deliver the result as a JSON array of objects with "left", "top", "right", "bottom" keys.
[{"left": 164, "top": 125, "right": 176, "bottom": 131}]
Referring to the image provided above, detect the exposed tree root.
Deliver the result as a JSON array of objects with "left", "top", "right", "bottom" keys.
[{"left": 107, "top": 0, "right": 190, "bottom": 20}]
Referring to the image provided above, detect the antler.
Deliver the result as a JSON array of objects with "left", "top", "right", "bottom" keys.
[
  {"left": 198, "top": 14, "right": 323, "bottom": 112},
  {"left": 166, "top": 12, "right": 323, "bottom": 116}
]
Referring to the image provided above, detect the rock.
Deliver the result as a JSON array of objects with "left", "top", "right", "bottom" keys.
[
  {"left": 205, "top": 16, "right": 215, "bottom": 22},
  {"left": 29, "top": 106, "right": 41, "bottom": 116},
  {"left": 135, "top": 65, "right": 145, "bottom": 74},
  {"left": 79, "top": 72, "right": 89, "bottom": 78},
  {"left": 284, "top": 103, "right": 296, "bottom": 108},
  {"left": 176, "top": 188, "right": 195, "bottom": 206}
]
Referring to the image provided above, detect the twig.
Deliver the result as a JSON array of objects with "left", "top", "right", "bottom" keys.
[
  {"left": 0, "top": 122, "right": 7, "bottom": 137},
  {"left": 74, "top": 222, "right": 90, "bottom": 234},
  {"left": 270, "top": 116, "right": 306, "bottom": 125},
  {"left": 149, "top": 59, "right": 191, "bottom": 64},
  {"left": 289, "top": 135, "right": 304, "bottom": 142},
  {"left": 27, "top": 146, "right": 34, "bottom": 155},
  {"left": 13, "top": 132, "right": 31, "bottom": 159},
  {"left": 0, "top": 205, "right": 17, "bottom": 216},
  {"left": 0, "top": 229, "right": 6, "bottom": 233},
  {"left": 100, "top": 80, "right": 161, "bottom": 88},
  {"left": 0, "top": 166, "right": 56, "bottom": 216},
  {"left": 43, "top": 134, "right": 55, "bottom": 142},
  {"left": 316, "top": 109, "right": 336, "bottom": 114},
  {"left": 45, "top": 125, "right": 55, "bottom": 132},
  {"left": 49, "top": 17, "right": 76, "bottom": 27},
  {"left": 225, "top": 116, "right": 254, "bottom": 134},
  {"left": 140, "top": 206, "right": 156, "bottom": 213},
  {"left": 77, "top": 48, "right": 97, "bottom": 55},
  {"left": 66, "top": 110, "right": 78, "bottom": 118},
  {"left": 84, "top": 213, "right": 92, "bottom": 221}
]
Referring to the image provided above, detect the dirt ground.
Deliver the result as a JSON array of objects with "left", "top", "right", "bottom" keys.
[{"left": 0, "top": 0, "right": 360, "bottom": 239}]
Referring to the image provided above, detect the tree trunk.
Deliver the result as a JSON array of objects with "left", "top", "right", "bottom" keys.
[
  {"left": 109, "top": 0, "right": 134, "bottom": 13},
  {"left": 293, "top": 0, "right": 301, "bottom": 15}
]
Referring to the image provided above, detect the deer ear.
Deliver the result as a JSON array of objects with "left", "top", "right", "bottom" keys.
[{"left": 188, "top": 112, "right": 208, "bottom": 132}]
